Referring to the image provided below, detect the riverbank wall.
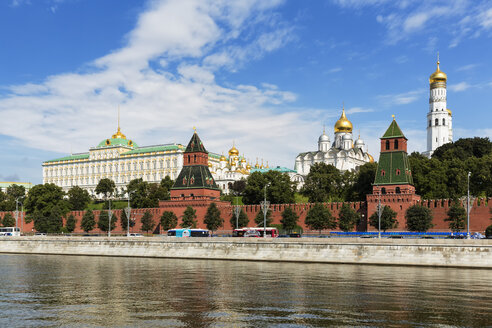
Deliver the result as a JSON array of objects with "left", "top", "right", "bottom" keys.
[{"left": 0, "top": 237, "right": 490, "bottom": 268}]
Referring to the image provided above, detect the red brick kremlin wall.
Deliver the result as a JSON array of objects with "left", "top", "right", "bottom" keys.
[{"left": 1, "top": 198, "right": 490, "bottom": 234}]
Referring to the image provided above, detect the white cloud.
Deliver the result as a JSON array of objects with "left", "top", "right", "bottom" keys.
[
  {"left": 346, "top": 107, "right": 374, "bottom": 114},
  {"left": 0, "top": 0, "right": 324, "bottom": 169},
  {"left": 449, "top": 81, "right": 471, "bottom": 92},
  {"left": 456, "top": 63, "right": 479, "bottom": 71},
  {"left": 377, "top": 89, "right": 424, "bottom": 105}
]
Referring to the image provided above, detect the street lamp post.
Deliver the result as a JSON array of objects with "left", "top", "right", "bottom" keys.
[
  {"left": 125, "top": 191, "right": 135, "bottom": 237},
  {"left": 377, "top": 188, "right": 384, "bottom": 239},
  {"left": 260, "top": 184, "right": 270, "bottom": 238},
  {"left": 467, "top": 171, "right": 471, "bottom": 239},
  {"left": 108, "top": 198, "right": 112, "bottom": 238},
  {"left": 15, "top": 197, "right": 19, "bottom": 231},
  {"left": 234, "top": 196, "right": 241, "bottom": 230}
]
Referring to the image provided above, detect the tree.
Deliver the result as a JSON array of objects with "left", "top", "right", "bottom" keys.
[
  {"left": 242, "top": 171, "right": 296, "bottom": 205},
  {"left": 24, "top": 184, "right": 70, "bottom": 229},
  {"left": 406, "top": 205, "right": 434, "bottom": 232},
  {"left": 228, "top": 180, "right": 246, "bottom": 196},
  {"left": 97, "top": 210, "right": 117, "bottom": 233},
  {"left": 368, "top": 206, "right": 398, "bottom": 232},
  {"left": 305, "top": 203, "right": 336, "bottom": 234},
  {"left": 301, "top": 163, "right": 343, "bottom": 203},
  {"left": 120, "top": 209, "right": 135, "bottom": 232},
  {"left": 38, "top": 205, "right": 63, "bottom": 233},
  {"left": 160, "top": 176, "right": 174, "bottom": 200},
  {"left": 445, "top": 203, "right": 466, "bottom": 232},
  {"left": 181, "top": 206, "right": 197, "bottom": 228},
  {"left": 141, "top": 210, "right": 155, "bottom": 234},
  {"left": 2, "top": 213, "right": 15, "bottom": 227},
  {"left": 81, "top": 209, "right": 96, "bottom": 233},
  {"left": 338, "top": 203, "right": 360, "bottom": 232},
  {"left": 254, "top": 208, "right": 272, "bottom": 227},
  {"left": 204, "top": 203, "right": 223, "bottom": 233},
  {"left": 346, "top": 162, "right": 377, "bottom": 201},
  {"left": 67, "top": 186, "right": 91, "bottom": 211},
  {"left": 161, "top": 211, "right": 178, "bottom": 231},
  {"left": 6, "top": 184, "right": 26, "bottom": 200},
  {"left": 66, "top": 214, "right": 76, "bottom": 233},
  {"left": 229, "top": 208, "right": 249, "bottom": 229},
  {"left": 95, "top": 178, "right": 115, "bottom": 200},
  {"left": 127, "top": 178, "right": 168, "bottom": 208},
  {"left": 280, "top": 207, "right": 299, "bottom": 233}
]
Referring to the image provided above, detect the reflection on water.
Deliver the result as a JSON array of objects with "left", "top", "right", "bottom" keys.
[{"left": 0, "top": 254, "right": 490, "bottom": 327}]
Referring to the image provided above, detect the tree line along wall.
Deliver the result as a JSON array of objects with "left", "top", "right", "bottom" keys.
[{"left": 0, "top": 198, "right": 490, "bottom": 234}]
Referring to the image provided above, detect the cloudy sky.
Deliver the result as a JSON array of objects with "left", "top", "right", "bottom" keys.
[{"left": 1, "top": 0, "right": 491, "bottom": 184}]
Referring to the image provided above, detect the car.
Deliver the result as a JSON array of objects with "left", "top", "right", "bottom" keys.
[
  {"left": 289, "top": 233, "right": 302, "bottom": 238},
  {"left": 128, "top": 233, "right": 144, "bottom": 237},
  {"left": 35, "top": 233, "right": 47, "bottom": 237}
]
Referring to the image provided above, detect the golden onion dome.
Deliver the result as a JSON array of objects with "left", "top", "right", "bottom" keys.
[
  {"left": 429, "top": 60, "right": 447, "bottom": 83},
  {"left": 246, "top": 163, "right": 252, "bottom": 170},
  {"left": 368, "top": 153, "right": 374, "bottom": 163},
  {"left": 208, "top": 162, "right": 213, "bottom": 168},
  {"left": 228, "top": 144, "right": 239, "bottom": 156},
  {"left": 447, "top": 108, "right": 452, "bottom": 116},
  {"left": 334, "top": 108, "right": 353, "bottom": 133},
  {"left": 219, "top": 154, "right": 227, "bottom": 162}
]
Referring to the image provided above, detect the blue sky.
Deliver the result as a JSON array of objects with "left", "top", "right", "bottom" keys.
[{"left": 1, "top": 0, "right": 491, "bottom": 184}]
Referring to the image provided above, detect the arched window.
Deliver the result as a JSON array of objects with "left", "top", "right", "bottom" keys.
[
  {"left": 381, "top": 170, "right": 385, "bottom": 176},
  {"left": 381, "top": 187, "right": 386, "bottom": 195},
  {"left": 187, "top": 155, "right": 190, "bottom": 163},
  {"left": 395, "top": 187, "right": 401, "bottom": 194},
  {"left": 385, "top": 140, "right": 390, "bottom": 150},
  {"left": 435, "top": 118, "right": 439, "bottom": 126},
  {"left": 442, "top": 118, "right": 446, "bottom": 126},
  {"left": 194, "top": 154, "right": 197, "bottom": 163},
  {"left": 394, "top": 139, "right": 399, "bottom": 149}
]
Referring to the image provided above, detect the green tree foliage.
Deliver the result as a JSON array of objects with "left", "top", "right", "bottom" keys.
[
  {"left": 368, "top": 206, "right": 398, "bottom": 232},
  {"left": 66, "top": 214, "right": 76, "bottom": 233},
  {"left": 33, "top": 204, "right": 63, "bottom": 233},
  {"left": 97, "top": 210, "right": 117, "bottom": 232},
  {"left": 67, "top": 186, "right": 91, "bottom": 211},
  {"left": 280, "top": 207, "right": 299, "bottom": 233},
  {"left": 127, "top": 178, "right": 169, "bottom": 208},
  {"left": 204, "top": 203, "right": 223, "bottom": 233},
  {"left": 181, "top": 206, "right": 197, "bottom": 228},
  {"left": 406, "top": 205, "right": 434, "bottom": 232},
  {"left": 301, "top": 163, "right": 344, "bottom": 203},
  {"left": 2, "top": 213, "right": 15, "bottom": 227},
  {"left": 242, "top": 171, "right": 296, "bottom": 205},
  {"left": 305, "top": 203, "right": 336, "bottom": 233},
  {"left": 228, "top": 180, "right": 247, "bottom": 196},
  {"left": 120, "top": 209, "right": 135, "bottom": 232},
  {"left": 24, "top": 183, "right": 70, "bottom": 228},
  {"left": 229, "top": 208, "right": 249, "bottom": 229},
  {"left": 160, "top": 176, "right": 174, "bottom": 200},
  {"left": 6, "top": 184, "right": 26, "bottom": 200},
  {"left": 81, "top": 209, "right": 96, "bottom": 233},
  {"left": 254, "top": 208, "right": 272, "bottom": 227},
  {"left": 141, "top": 210, "right": 155, "bottom": 234},
  {"left": 346, "top": 162, "right": 378, "bottom": 201},
  {"left": 95, "top": 178, "right": 116, "bottom": 199},
  {"left": 338, "top": 203, "right": 360, "bottom": 232},
  {"left": 485, "top": 225, "right": 492, "bottom": 238},
  {"left": 0, "top": 184, "right": 26, "bottom": 211},
  {"left": 410, "top": 138, "right": 492, "bottom": 199},
  {"left": 445, "top": 203, "right": 466, "bottom": 232},
  {"left": 161, "top": 211, "right": 178, "bottom": 231}
]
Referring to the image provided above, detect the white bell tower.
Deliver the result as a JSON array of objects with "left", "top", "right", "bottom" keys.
[{"left": 424, "top": 55, "right": 453, "bottom": 158}]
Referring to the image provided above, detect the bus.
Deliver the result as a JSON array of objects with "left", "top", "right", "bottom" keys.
[
  {"left": 0, "top": 227, "right": 21, "bottom": 236},
  {"left": 167, "top": 229, "right": 210, "bottom": 237},
  {"left": 233, "top": 227, "right": 279, "bottom": 238}
]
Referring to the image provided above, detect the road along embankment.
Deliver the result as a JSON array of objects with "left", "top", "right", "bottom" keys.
[{"left": 0, "top": 237, "right": 490, "bottom": 268}]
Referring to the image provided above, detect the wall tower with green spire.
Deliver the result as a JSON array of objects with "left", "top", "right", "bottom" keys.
[
  {"left": 170, "top": 130, "right": 221, "bottom": 200},
  {"left": 366, "top": 117, "right": 421, "bottom": 230}
]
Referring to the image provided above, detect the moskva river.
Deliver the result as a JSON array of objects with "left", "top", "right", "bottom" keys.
[{"left": 0, "top": 254, "right": 490, "bottom": 327}]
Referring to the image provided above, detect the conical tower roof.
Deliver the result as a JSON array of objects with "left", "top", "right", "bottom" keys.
[
  {"left": 381, "top": 117, "right": 405, "bottom": 139},
  {"left": 185, "top": 131, "right": 207, "bottom": 153}
]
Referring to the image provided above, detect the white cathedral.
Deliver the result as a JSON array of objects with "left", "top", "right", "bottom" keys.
[
  {"left": 423, "top": 57, "right": 453, "bottom": 157},
  {"left": 295, "top": 108, "right": 374, "bottom": 177}
]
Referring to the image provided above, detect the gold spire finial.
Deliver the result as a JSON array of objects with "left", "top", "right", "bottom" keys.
[
  {"left": 193, "top": 126, "right": 196, "bottom": 133},
  {"left": 437, "top": 51, "right": 440, "bottom": 68},
  {"left": 392, "top": 114, "right": 395, "bottom": 120},
  {"left": 112, "top": 106, "right": 126, "bottom": 139},
  {"left": 118, "top": 105, "right": 120, "bottom": 130}
]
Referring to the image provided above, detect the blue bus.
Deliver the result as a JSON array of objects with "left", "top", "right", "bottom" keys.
[{"left": 167, "top": 229, "right": 210, "bottom": 237}]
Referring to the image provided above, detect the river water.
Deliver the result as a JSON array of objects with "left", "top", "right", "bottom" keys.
[{"left": 0, "top": 254, "right": 490, "bottom": 327}]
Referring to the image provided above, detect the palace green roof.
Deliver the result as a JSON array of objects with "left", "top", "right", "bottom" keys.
[
  {"left": 96, "top": 137, "right": 138, "bottom": 148},
  {"left": 381, "top": 119, "right": 405, "bottom": 139},
  {"left": 250, "top": 166, "right": 296, "bottom": 174},
  {"left": 44, "top": 153, "right": 90, "bottom": 163},
  {"left": 121, "top": 144, "right": 184, "bottom": 155}
]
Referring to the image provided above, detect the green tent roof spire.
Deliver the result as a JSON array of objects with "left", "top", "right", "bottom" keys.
[
  {"left": 381, "top": 116, "right": 405, "bottom": 139},
  {"left": 185, "top": 130, "right": 207, "bottom": 153}
]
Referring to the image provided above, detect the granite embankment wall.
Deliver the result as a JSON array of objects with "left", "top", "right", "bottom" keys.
[
  {"left": 1, "top": 198, "right": 490, "bottom": 234},
  {"left": 0, "top": 237, "right": 490, "bottom": 268}
]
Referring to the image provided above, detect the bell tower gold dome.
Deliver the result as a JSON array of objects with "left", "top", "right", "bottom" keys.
[
  {"left": 334, "top": 108, "right": 353, "bottom": 133},
  {"left": 429, "top": 59, "right": 447, "bottom": 87}
]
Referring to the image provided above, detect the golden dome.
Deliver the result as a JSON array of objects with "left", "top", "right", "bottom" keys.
[
  {"left": 208, "top": 162, "right": 213, "bottom": 168},
  {"left": 429, "top": 60, "right": 447, "bottom": 83},
  {"left": 228, "top": 142, "right": 239, "bottom": 156},
  {"left": 220, "top": 154, "right": 227, "bottom": 162},
  {"left": 334, "top": 108, "right": 353, "bottom": 133},
  {"left": 447, "top": 108, "right": 452, "bottom": 116},
  {"left": 246, "top": 163, "right": 252, "bottom": 170},
  {"left": 368, "top": 153, "right": 374, "bottom": 163}
]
